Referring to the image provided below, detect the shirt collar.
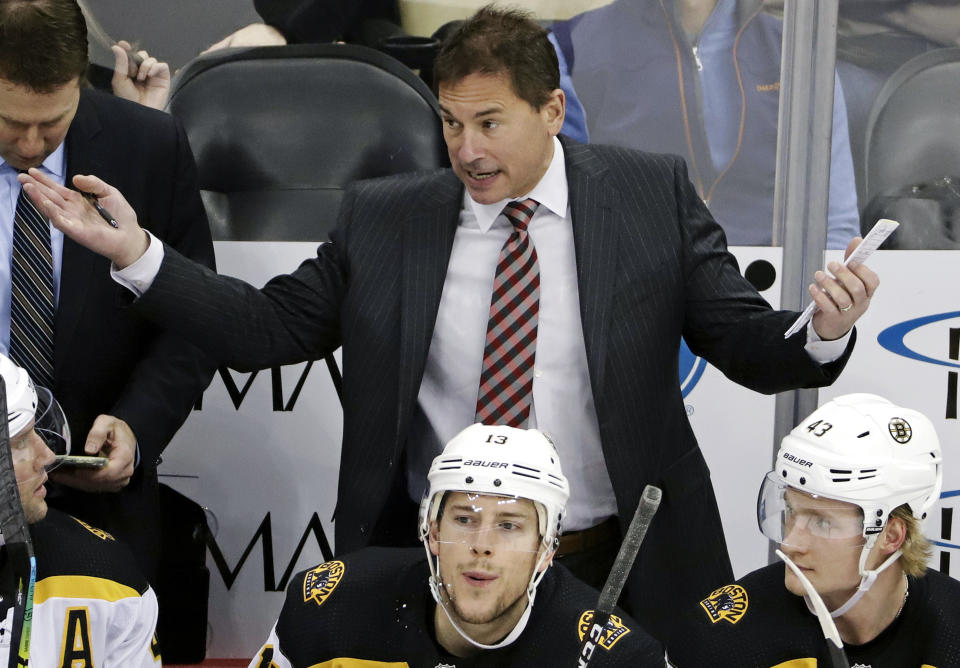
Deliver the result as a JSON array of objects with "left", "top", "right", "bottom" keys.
[
  {"left": 0, "top": 140, "right": 67, "bottom": 179},
  {"left": 463, "top": 136, "right": 568, "bottom": 233}
]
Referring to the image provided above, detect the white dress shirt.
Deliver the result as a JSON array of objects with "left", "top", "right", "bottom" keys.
[{"left": 408, "top": 138, "right": 618, "bottom": 531}]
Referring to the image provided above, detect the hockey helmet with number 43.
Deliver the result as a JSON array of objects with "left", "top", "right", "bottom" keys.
[{"left": 760, "top": 393, "right": 942, "bottom": 541}]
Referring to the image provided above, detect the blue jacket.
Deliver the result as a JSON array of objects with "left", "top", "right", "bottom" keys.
[{"left": 553, "top": 0, "right": 859, "bottom": 247}]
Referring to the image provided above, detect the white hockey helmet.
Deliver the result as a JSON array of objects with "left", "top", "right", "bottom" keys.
[
  {"left": 419, "top": 423, "right": 570, "bottom": 650},
  {"left": 1, "top": 353, "right": 38, "bottom": 440},
  {"left": 761, "top": 393, "right": 942, "bottom": 539},
  {"left": 0, "top": 353, "right": 69, "bottom": 462},
  {"left": 419, "top": 423, "right": 570, "bottom": 548},
  {"left": 759, "top": 393, "right": 942, "bottom": 618}
]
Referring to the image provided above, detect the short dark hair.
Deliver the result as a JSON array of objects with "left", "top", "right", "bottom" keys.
[
  {"left": 433, "top": 4, "right": 559, "bottom": 110},
  {"left": 0, "top": 0, "right": 88, "bottom": 92}
]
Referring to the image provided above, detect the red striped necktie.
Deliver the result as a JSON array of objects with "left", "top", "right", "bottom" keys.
[{"left": 475, "top": 198, "right": 540, "bottom": 427}]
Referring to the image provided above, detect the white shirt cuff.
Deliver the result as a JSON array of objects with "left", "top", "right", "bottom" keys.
[
  {"left": 804, "top": 321, "right": 852, "bottom": 364},
  {"left": 110, "top": 231, "right": 164, "bottom": 297}
]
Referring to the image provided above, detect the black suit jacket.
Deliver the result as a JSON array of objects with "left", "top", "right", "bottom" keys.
[
  {"left": 47, "top": 88, "right": 216, "bottom": 582},
  {"left": 137, "top": 138, "right": 851, "bottom": 641}
]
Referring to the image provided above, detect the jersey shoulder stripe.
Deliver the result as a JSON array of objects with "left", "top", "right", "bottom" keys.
[
  {"left": 34, "top": 574, "right": 141, "bottom": 605},
  {"left": 29, "top": 509, "right": 149, "bottom": 593}
]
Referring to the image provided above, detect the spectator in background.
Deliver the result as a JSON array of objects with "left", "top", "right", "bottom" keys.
[
  {"left": 109, "top": 39, "right": 170, "bottom": 110},
  {"left": 203, "top": 1, "right": 590, "bottom": 142},
  {"left": 205, "top": 0, "right": 397, "bottom": 51},
  {"left": 552, "top": 0, "right": 860, "bottom": 248}
]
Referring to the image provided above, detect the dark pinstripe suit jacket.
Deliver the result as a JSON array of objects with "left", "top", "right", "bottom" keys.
[
  {"left": 138, "top": 137, "right": 852, "bottom": 641},
  {"left": 47, "top": 89, "right": 216, "bottom": 582}
]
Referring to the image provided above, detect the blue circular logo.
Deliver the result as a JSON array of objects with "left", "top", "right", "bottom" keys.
[
  {"left": 678, "top": 338, "right": 707, "bottom": 398},
  {"left": 878, "top": 311, "right": 960, "bottom": 369}
]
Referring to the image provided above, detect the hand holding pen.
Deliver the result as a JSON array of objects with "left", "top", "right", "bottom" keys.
[
  {"left": 18, "top": 169, "right": 150, "bottom": 269},
  {"left": 81, "top": 192, "right": 119, "bottom": 228}
]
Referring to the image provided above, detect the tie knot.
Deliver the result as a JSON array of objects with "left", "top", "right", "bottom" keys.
[{"left": 501, "top": 198, "right": 539, "bottom": 232}]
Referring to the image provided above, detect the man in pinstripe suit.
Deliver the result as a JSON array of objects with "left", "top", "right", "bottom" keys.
[{"left": 21, "top": 5, "right": 878, "bottom": 646}]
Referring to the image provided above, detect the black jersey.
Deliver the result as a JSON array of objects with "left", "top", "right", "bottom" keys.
[
  {"left": 251, "top": 546, "right": 664, "bottom": 667},
  {"left": 0, "top": 509, "right": 160, "bottom": 666},
  {"left": 666, "top": 562, "right": 960, "bottom": 668}
]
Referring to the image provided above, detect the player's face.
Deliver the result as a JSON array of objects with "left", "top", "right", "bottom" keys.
[
  {"left": 430, "top": 492, "right": 548, "bottom": 635},
  {"left": 779, "top": 488, "right": 866, "bottom": 609},
  {"left": 0, "top": 77, "right": 80, "bottom": 171},
  {"left": 439, "top": 72, "right": 564, "bottom": 205},
  {"left": 11, "top": 421, "right": 56, "bottom": 524}
]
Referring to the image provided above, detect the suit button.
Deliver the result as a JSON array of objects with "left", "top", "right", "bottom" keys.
[
  {"left": 360, "top": 523, "right": 368, "bottom": 535},
  {"left": 387, "top": 458, "right": 394, "bottom": 469}
]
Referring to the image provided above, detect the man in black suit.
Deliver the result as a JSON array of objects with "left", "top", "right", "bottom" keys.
[
  {"left": 0, "top": 0, "right": 216, "bottom": 582},
  {"left": 22, "top": 5, "right": 877, "bottom": 645}
]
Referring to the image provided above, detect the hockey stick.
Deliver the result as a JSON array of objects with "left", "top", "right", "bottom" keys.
[
  {"left": 777, "top": 550, "right": 850, "bottom": 668},
  {"left": 576, "top": 484, "right": 662, "bottom": 668},
  {"left": 0, "top": 379, "right": 36, "bottom": 667}
]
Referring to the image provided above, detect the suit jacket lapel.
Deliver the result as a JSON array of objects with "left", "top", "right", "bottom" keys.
[
  {"left": 396, "top": 171, "right": 463, "bottom": 445},
  {"left": 55, "top": 91, "right": 103, "bottom": 374},
  {"left": 564, "top": 139, "right": 619, "bottom": 408}
]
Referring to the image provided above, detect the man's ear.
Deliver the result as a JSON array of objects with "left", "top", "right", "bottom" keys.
[
  {"left": 542, "top": 88, "right": 565, "bottom": 136},
  {"left": 879, "top": 516, "right": 908, "bottom": 555},
  {"left": 429, "top": 521, "right": 441, "bottom": 557},
  {"left": 537, "top": 547, "right": 556, "bottom": 574}
]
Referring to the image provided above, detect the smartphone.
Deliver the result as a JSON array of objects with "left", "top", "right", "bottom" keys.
[{"left": 55, "top": 455, "right": 108, "bottom": 469}]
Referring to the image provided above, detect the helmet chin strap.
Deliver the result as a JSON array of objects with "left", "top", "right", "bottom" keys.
[
  {"left": 776, "top": 550, "right": 844, "bottom": 651},
  {"left": 424, "top": 541, "right": 554, "bottom": 651},
  {"left": 826, "top": 536, "right": 902, "bottom": 619}
]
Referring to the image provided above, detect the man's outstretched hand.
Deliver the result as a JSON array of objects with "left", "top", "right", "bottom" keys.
[{"left": 19, "top": 169, "right": 148, "bottom": 269}]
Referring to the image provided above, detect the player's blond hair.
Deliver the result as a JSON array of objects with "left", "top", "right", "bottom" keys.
[{"left": 890, "top": 504, "right": 932, "bottom": 577}]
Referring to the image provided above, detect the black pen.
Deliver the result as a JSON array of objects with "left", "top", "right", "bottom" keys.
[{"left": 82, "top": 192, "right": 119, "bottom": 229}]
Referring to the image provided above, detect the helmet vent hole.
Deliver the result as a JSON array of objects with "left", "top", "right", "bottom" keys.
[
  {"left": 831, "top": 477, "right": 851, "bottom": 482},
  {"left": 857, "top": 474, "right": 876, "bottom": 480},
  {"left": 857, "top": 431, "right": 870, "bottom": 438},
  {"left": 830, "top": 468, "right": 852, "bottom": 475}
]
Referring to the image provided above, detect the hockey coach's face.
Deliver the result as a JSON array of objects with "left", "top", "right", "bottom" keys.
[{"left": 429, "top": 492, "right": 550, "bottom": 637}]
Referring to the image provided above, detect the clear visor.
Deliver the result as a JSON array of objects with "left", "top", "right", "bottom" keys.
[
  {"left": 35, "top": 386, "right": 70, "bottom": 467},
  {"left": 427, "top": 492, "right": 545, "bottom": 554},
  {"left": 11, "top": 386, "right": 69, "bottom": 491},
  {"left": 758, "top": 472, "right": 866, "bottom": 545}
]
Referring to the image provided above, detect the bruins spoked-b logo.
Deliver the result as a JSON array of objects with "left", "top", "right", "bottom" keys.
[
  {"left": 577, "top": 611, "right": 632, "bottom": 650},
  {"left": 888, "top": 417, "right": 912, "bottom": 444},
  {"left": 700, "top": 584, "right": 748, "bottom": 625},
  {"left": 303, "top": 560, "right": 345, "bottom": 608}
]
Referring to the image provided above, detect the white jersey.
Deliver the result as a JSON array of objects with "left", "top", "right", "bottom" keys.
[{"left": 0, "top": 509, "right": 160, "bottom": 666}]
